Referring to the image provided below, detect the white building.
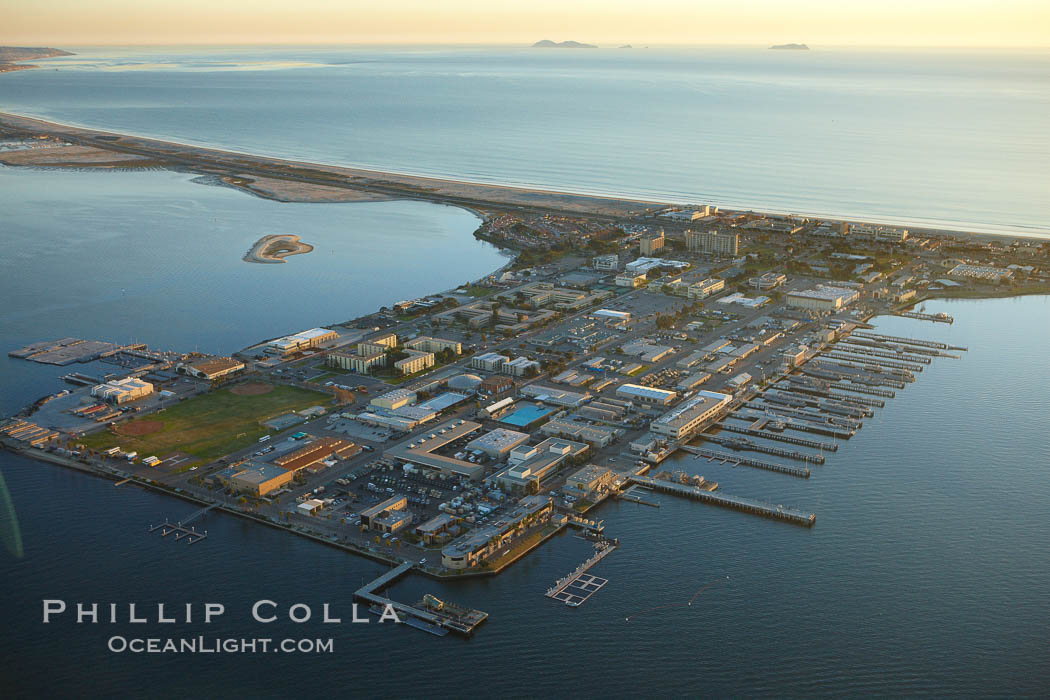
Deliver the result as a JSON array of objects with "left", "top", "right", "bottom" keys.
[
  {"left": 265, "top": 328, "right": 338, "bottom": 355},
  {"left": 615, "top": 272, "right": 647, "bottom": 288},
  {"left": 650, "top": 390, "right": 732, "bottom": 439},
  {"left": 688, "top": 278, "right": 725, "bottom": 299},
  {"left": 593, "top": 254, "right": 620, "bottom": 271},
  {"left": 471, "top": 352, "right": 509, "bottom": 372},
  {"left": 91, "top": 377, "right": 154, "bottom": 404},
  {"left": 686, "top": 231, "right": 739, "bottom": 257},
  {"left": 502, "top": 356, "right": 540, "bottom": 377},
  {"left": 615, "top": 383, "right": 678, "bottom": 406},
  {"left": 786, "top": 285, "right": 861, "bottom": 312}
]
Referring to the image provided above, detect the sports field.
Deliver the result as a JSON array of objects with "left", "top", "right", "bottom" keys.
[{"left": 80, "top": 383, "right": 329, "bottom": 461}]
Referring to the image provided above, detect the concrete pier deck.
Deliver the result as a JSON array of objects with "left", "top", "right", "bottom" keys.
[{"left": 628, "top": 476, "right": 816, "bottom": 526}]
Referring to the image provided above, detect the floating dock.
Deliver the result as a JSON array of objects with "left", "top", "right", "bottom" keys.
[{"left": 546, "top": 540, "right": 617, "bottom": 606}]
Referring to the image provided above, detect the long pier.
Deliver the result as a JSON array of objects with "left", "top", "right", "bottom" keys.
[
  {"left": 894, "top": 311, "right": 953, "bottom": 324},
  {"left": 717, "top": 422, "right": 838, "bottom": 452},
  {"left": 697, "top": 434, "right": 823, "bottom": 465},
  {"left": 832, "top": 342, "right": 932, "bottom": 364},
  {"left": 853, "top": 331, "right": 967, "bottom": 351},
  {"left": 628, "top": 475, "right": 816, "bottom": 526},
  {"left": 830, "top": 381, "right": 896, "bottom": 398},
  {"left": 823, "top": 352, "right": 924, "bottom": 372},
  {"left": 778, "top": 382, "right": 886, "bottom": 408},
  {"left": 680, "top": 445, "right": 812, "bottom": 477},
  {"left": 840, "top": 338, "right": 949, "bottom": 359}
]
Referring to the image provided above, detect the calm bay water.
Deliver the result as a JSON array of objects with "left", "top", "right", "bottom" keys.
[{"left": 2, "top": 45, "right": 1048, "bottom": 236}]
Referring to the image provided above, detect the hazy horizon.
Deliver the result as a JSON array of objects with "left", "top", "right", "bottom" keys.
[{"left": 2, "top": 0, "right": 1047, "bottom": 48}]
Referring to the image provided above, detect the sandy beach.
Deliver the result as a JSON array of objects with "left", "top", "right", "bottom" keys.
[{"left": 0, "top": 111, "right": 667, "bottom": 217}]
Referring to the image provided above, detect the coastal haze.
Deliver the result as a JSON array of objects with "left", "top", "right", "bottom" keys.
[
  {"left": 1, "top": 45, "right": 1048, "bottom": 236},
  {"left": 2, "top": 20, "right": 1049, "bottom": 700}
]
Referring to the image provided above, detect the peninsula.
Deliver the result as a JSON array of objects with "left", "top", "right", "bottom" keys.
[
  {"left": 0, "top": 46, "right": 73, "bottom": 72},
  {"left": 2, "top": 111, "right": 1047, "bottom": 638},
  {"left": 770, "top": 43, "right": 809, "bottom": 50}
]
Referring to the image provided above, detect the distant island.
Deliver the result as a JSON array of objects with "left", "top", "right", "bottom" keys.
[
  {"left": 532, "top": 40, "right": 597, "bottom": 49},
  {"left": 0, "top": 46, "right": 73, "bottom": 73},
  {"left": 770, "top": 43, "right": 809, "bottom": 50},
  {"left": 619, "top": 45, "right": 633, "bottom": 49}
]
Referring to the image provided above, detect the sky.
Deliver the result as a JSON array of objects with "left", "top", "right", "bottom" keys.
[{"left": 2, "top": 0, "right": 1048, "bottom": 47}]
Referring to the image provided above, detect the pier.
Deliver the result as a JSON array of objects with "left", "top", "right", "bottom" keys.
[
  {"left": 355, "top": 562, "right": 488, "bottom": 635},
  {"left": 832, "top": 342, "right": 932, "bottom": 364},
  {"left": 717, "top": 422, "right": 838, "bottom": 451},
  {"left": 679, "top": 445, "right": 812, "bottom": 477},
  {"left": 823, "top": 352, "right": 924, "bottom": 372},
  {"left": 697, "top": 434, "right": 823, "bottom": 465},
  {"left": 627, "top": 476, "right": 816, "bottom": 526},
  {"left": 894, "top": 311, "right": 953, "bottom": 324},
  {"left": 546, "top": 540, "right": 617, "bottom": 606},
  {"left": 853, "top": 331, "right": 955, "bottom": 350}
]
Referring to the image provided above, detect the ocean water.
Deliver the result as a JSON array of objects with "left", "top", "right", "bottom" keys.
[{"left": 2, "top": 45, "right": 1048, "bottom": 236}]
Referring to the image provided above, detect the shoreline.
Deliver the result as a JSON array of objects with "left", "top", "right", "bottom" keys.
[
  {"left": 1, "top": 111, "right": 1046, "bottom": 241},
  {"left": 1, "top": 438, "right": 568, "bottom": 581}
]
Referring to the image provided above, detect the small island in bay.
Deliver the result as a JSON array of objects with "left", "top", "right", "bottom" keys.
[
  {"left": 770, "top": 43, "right": 809, "bottom": 50},
  {"left": 532, "top": 39, "right": 598, "bottom": 48},
  {"left": 243, "top": 234, "right": 314, "bottom": 264},
  {"left": 0, "top": 46, "right": 73, "bottom": 73}
]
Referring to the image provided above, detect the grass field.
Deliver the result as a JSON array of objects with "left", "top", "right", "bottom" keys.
[{"left": 80, "top": 384, "right": 329, "bottom": 462}]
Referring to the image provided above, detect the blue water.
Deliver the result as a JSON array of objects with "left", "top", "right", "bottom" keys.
[{"left": 3, "top": 46, "right": 1048, "bottom": 236}]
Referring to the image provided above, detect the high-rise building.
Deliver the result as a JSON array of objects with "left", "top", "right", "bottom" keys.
[
  {"left": 639, "top": 231, "right": 665, "bottom": 255},
  {"left": 686, "top": 230, "right": 739, "bottom": 257}
]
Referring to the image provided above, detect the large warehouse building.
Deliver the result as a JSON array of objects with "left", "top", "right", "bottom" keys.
[
  {"left": 786, "top": 285, "right": 861, "bottom": 312},
  {"left": 650, "top": 390, "right": 733, "bottom": 440}
]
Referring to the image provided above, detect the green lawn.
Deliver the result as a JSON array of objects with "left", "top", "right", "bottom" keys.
[{"left": 81, "top": 384, "right": 330, "bottom": 461}]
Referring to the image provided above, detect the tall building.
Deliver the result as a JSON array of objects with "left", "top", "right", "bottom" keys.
[
  {"left": 639, "top": 231, "right": 665, "bottom": 256},
  {"left": 686, "top": 230, "right": 739, "bottom": 257}
]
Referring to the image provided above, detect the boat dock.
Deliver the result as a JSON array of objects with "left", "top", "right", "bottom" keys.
[
  {"left": 717, "top": 421, "right": 838, "bottom": 451},
  {"left": 696, "top": 434, "right": 823, "bottom": 465},
  {"left": 627, "top": 476, "right": 816, "bottom": 526},
  {"left": 895, "top": 311, "right": 953, "bottom": 323},
  {"left": 147, "top": 521, "right": 208, "bottom": 544},
  {"left": 354, "top": 562, "right": 488, "bottom": 636},
  {"left": 681, "top": 445, "right": 811, "bottom": 478},
  {"left": 546, "top": 540, "right": 618, "bottom": 606}
]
